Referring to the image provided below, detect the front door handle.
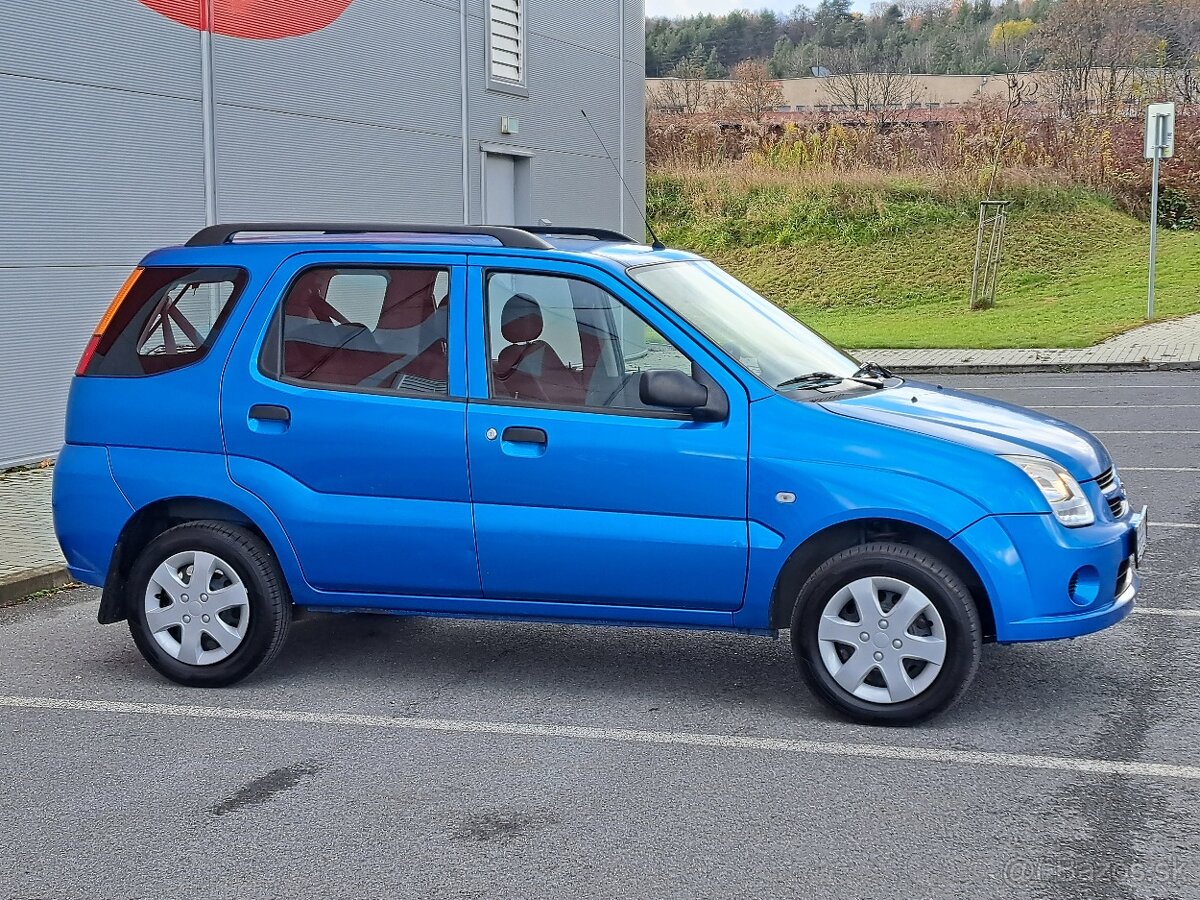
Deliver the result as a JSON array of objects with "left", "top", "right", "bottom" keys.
[
  {"left": 502, "top": 426, "right": 547, "bottom": 445},
  {"left": 249, "top": 404, "right": 291, "bottom": 423}
]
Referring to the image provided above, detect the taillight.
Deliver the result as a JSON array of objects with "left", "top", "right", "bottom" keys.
[{"left": 76, "top": 268, "right": 143, "bottom": 376}]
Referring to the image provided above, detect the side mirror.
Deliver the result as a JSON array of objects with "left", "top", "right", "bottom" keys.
[{"left": 640, "top": 369, "right": 710, "bottom": 413}]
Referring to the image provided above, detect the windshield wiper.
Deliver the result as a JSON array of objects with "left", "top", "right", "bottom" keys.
[
  {"left": 776, "top": 372, "right": 847, "bottom": 390},
  {"left": 777, "top": 367, "right": 891, "bottom": 391},
  {"left": 853, "top": 360, "right": 894, "bottom": 380}
]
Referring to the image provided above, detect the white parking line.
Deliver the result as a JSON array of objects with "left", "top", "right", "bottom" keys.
[
  {"left": 1135, "top": 607, "right": 1200, "bottom": 618},
  {"left": 1121, "top": 467, "right": 1200, "bottom": 473},
  {"left": 1092, "top": 431, "right": 1200, "bottom": 435},
  {"left": 1031, "top": 405, "right": 1200, "bottom": 409},
  {"left": 969, "top": 386, "right": 1192, "bottom": 391},
  {"left": 1, "top": 694, "right": 1199, "bottom": 782},
  {"left": 1155, "top": 523, "right": 1200, "bottom": 529}
]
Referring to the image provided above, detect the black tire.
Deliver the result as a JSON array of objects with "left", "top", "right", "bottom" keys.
[
  {"left": 790, "top": 541, "right": 982, "bottom": 726},
  {"left": 127, "top": 521, "right": 292, "bottom": 687}
]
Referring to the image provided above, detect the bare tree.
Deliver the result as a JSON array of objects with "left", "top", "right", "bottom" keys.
[
  {"left": 821, "top": 48, "right": 926, "bottom": 129},
  {"left": 898, "top": 0, "right": 949, "bottom": 22},
  {"left": 648, "top": 58, "right": 713, "bottom": 116},
  {"left": 1157, "top": 0, "right": 1200, "bottom": 103},
  {"left": 1038, "top": 0, "right": 1153, "bottom": 116},
  {"left": 724, "top": 60, "right": 786, "bottom": 122}
]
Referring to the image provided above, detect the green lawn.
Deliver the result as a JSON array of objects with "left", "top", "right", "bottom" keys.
[{"left": 650, "top": 176, "right": 1200, "bottom": 349}]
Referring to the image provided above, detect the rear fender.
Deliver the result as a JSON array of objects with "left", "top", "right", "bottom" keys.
[{"left": 102, "top": 447, "right": 310, "bottom": 621}]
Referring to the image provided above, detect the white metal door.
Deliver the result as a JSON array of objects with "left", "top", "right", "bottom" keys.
[{"left": 483, "top": 153, "right": 517, "bottom": 225}]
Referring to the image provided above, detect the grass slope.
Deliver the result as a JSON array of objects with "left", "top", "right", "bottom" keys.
[{"left": 649, "top": 173, "right": 1200, "bottom": 349}]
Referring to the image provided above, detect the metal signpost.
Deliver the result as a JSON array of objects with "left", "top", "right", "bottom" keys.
[{"left": 1144, "top": 102, "right": 1176, "bottom": 320}]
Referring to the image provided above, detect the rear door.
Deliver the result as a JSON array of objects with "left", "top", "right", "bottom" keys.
[
  {"left": 221, "top": 251, "right": 480, "bottom": 600},
  {"left": 465, "top": 256, "right": 751, "bottom": 611}
]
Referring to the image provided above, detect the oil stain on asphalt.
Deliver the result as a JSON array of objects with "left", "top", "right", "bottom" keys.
[
  {"left": 451, "top": 810, "right": 559, "bottom": 844},
  {"left": 209, "top": 761, "right": 323, "bottom": 817}
]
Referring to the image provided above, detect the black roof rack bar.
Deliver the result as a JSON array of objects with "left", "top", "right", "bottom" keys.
[
  {"left": 184, "top": 222, "right": 555, "bottom": 250},
  {"left": 517, "top": 226, "right": 637, "bottom": 243}
]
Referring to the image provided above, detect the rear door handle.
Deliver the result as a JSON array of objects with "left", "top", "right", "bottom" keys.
[
  {"left": 502, "top": 426, "right": 547, "bottom": 445},
  {"left": 249, "top": 404, "right": 290, "bottom": 423}
]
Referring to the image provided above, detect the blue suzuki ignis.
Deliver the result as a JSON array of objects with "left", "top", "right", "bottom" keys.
[{"left": 53, "top": 223, "right": 1148, "bottom": 725}]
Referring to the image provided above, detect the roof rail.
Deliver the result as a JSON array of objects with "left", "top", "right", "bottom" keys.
[
  {"left": 184, "top": 222, "right": 556, "bottom": 250},
  {"left": 518, "top": 226, "right": 637, "bottom": 243}
]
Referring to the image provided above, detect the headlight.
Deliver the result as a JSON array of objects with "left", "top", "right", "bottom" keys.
[{"left": 1001, "top": 455, "right": 1094, "bottom": 527}]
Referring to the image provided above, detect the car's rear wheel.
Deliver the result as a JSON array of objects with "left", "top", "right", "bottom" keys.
[
  {"left": 127, "top": 521, "right": 291, "bottom": 687},
  {"left": 791, "top": 541, "right": 981, "bottom": 726}
]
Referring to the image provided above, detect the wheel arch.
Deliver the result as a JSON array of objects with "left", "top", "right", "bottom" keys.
[
  {"left": 767, "top": 517, "right": 996, "bottom": 640},
  {"left": 99, "top": 497, "right": 274, "bottom": 625}
]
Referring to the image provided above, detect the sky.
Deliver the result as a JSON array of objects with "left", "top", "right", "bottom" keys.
[{"left": 645, "top": 0, "right": 875, "bottom": 17}]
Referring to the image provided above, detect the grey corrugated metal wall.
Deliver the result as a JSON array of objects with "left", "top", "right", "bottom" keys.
[{"left": 0, "top": 0, "right": 645, "bottom": 466}]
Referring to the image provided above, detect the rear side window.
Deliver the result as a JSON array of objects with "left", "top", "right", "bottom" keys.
[
  {"left": 82, "top": 267, "right": 247, "bottom": 376},
  {"left": 260, "top": 266, "right": 452, "bottom": 396}
]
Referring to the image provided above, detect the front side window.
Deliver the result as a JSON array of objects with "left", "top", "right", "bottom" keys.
[
  {"left": 265, "top": 266, "right": 451, "bottom": 396},
  {"left": 630, "top": 260, "right": 858, "bottom": 391},
  {"left": 85, "top": 266, "right": 246, "bottom": 376},
  {"left": 486, "top": 271, "right": 695, "bottom": 412}
]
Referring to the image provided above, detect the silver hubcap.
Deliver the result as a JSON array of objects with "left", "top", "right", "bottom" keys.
[
  {"left": 817, "top": 576, "right": 947, "bottom": 705},
  {"left": 144, "top": 550, "right": 250, "bottom": 666}
]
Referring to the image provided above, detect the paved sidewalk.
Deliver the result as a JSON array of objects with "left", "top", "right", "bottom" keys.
[
  {"left": 858, "top": 312, "right": 1200, "bottom": 373},
  {"left": 0, "top": 466, "right": 69, "bottom": 604}
]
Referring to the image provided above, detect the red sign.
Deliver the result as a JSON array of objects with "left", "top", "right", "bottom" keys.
[{"left": 136, "top": 0, "right": 355, "bottom": 39}]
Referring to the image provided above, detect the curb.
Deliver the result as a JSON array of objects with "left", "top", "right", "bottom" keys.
[
  {"left": 0, "top": 564, "right": 73, "bottom": 607},
  {"left": 881, "top": 360, "right": 1200, "bottom": 376}
]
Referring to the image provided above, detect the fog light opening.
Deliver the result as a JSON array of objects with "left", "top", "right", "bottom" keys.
[{"left": 1068, "top": 565, "right": 1101, "bottom": 607}]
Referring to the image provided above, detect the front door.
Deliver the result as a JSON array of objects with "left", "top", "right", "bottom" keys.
[
  {"left": 465, "top": 258, "right": 751, "bottom": 611},
  {"left": 221, "top": 251, "right": 481, "bottom": 600}
]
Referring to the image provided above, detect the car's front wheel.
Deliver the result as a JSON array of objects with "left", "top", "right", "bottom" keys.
[
  {"left": 791, "top": 541, "right": 982, "bottom": 726},
  {"left": 127, "top": 521, "right": 292, "bottom": 687}
]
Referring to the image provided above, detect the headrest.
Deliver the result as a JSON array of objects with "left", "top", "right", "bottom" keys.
[
  {"left": 501, "top": 293, "right": 543, "bottom": 344},
  {"left": 285, "top": 268, "right": 343, "bottom": 322},
  {"left": 378, "top": 269, "right": 440, "bottom": 329}
]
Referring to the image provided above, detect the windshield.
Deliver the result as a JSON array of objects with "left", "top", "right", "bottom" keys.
[{"left": 630, "top": 260, "right": 858, "bottom": 391}]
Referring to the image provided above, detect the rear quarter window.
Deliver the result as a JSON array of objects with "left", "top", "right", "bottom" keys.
[{"left": 84, "top": 266, "right": 247, "bottom": 376}]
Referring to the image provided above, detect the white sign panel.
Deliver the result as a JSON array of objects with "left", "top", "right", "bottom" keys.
[{"left": 1145, "top": 102, "right": 1176, "bottom": 159}]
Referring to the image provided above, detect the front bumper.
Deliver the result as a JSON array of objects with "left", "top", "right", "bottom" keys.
[{"left": 952, "top": 511, "right": 1141, "bottom": 643}]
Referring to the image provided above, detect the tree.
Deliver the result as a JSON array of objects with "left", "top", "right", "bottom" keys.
[
  {"left": 704, "top": 47, "right": 727, "bottom": 78},
  {"left": 1155, "top": 0, "right": 1200, "bottom": 103},
  {"left": 645, "top": 0, "right": 1077, "bottom": 81},
  {"left": 1037, "top": 0, "right": 1151, "bottom": 116},
  {"left": 822, "top": 46, "right": 926, "bottom": 128},
  {"left": 989, "top": 18, "right": 1035, "bottom": 67},
  {"left": 990, "top": 18, "right": 1035, "bottom": 49},
  {"left": 725, "top": 60, "right": 787, "bottom": 121},
  {"left": 648, "top": 53, "right": 713, "bottom": 116},
  {"left": 815, "top": 0, "right": 855, "bottom": 45}
]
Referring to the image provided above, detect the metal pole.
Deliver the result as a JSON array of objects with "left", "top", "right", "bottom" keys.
[
  {"left": 460, "top": 0, "right": 470, "bottom": 224},
  {"left": 618, "top": 0, "right": 625, "bottom": 233},
  {"left": 1148, "top": 116, "right": 1162, "bottom": 321},
  {"left": 199, "top": 0, "right": 217, "bottom": 227}
]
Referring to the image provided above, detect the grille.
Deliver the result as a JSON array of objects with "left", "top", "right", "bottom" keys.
[{"left": 1096, "top": 466, "right": 1129, "bottom": 519}]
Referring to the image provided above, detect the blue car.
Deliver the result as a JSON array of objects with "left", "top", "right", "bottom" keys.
[{"left": 53, "top": 223, "right": 1148, "bottom": 725}]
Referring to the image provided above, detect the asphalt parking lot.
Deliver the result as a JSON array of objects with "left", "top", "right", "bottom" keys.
[{"left": 1, "top": 371, "right": 1197, "bottom": 900}]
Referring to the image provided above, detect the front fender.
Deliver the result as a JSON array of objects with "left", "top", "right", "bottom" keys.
[{"left": 737, "top": 459, "right": 991, "bottom": 629}]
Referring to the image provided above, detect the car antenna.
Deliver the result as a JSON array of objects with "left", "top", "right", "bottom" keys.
[{"left": 581, "top": 109, "right": 665, "bottom": 250}]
